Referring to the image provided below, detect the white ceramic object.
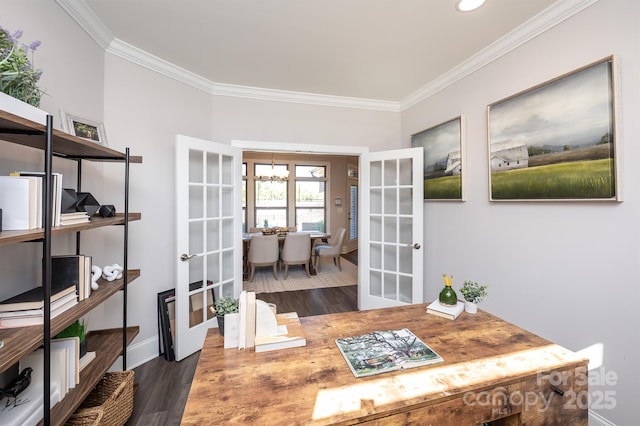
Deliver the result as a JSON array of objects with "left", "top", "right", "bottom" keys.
[{"left": 464, "top": 301, "right": 478, "bottom": 314}]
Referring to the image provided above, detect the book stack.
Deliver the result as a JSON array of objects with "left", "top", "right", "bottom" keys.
[
  {"left": 0, "top": 254, "right": 92, "bottom": 329},
  {"left": 426, "top": 299, "right": 465, "bottom": 321},
  {"left": 0, "top": 285, "right": 77, "bottom": 329},
  {"left": 60, "top": 211, "right": 90, "bottom": 226}
]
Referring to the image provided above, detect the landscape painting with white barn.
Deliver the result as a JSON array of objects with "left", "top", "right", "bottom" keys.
[
  {"left": 487, "top": 56, "right": 619, "bottom": 201},
  {"left": 411, "top": 116, "right": 464, "bottom": 200}
]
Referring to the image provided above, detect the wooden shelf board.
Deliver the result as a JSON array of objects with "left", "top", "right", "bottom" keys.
[
  {"left": 0, "top": 110, "right": 142, "bottom": 163},
  {"left": 0, "top": 213, "right": 141, "bottom": 246},
  {"left": 0, "top": 270, "right": 140, "bottom": 372}
]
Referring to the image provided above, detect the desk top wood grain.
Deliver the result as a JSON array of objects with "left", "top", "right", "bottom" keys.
[{"left": 181, "top": 304, "right": 586, "bottom": 425}]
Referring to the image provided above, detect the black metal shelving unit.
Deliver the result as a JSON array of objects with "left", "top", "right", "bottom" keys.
[{"left": 0, "top": 107, "right": 141, "bottom": 425}]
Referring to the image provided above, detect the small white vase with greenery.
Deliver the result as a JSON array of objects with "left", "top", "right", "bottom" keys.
[
  {"left": 214, "top": 295, "right": 239, "bottom": 335},
  {"left": 459, "top": 280, "right": 488, "bottom": 314}
]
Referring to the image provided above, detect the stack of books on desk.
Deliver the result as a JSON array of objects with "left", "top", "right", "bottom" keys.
[{"left": 426, "top": 299, "right": 465, "bottom": 321}]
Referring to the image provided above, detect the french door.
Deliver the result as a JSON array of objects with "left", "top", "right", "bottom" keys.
[
  {"left": 359, "top": 147, "right": 424, "bottom": 310},
  {"left": 175, "top": 135, "right": 242, "bottom": 361}
]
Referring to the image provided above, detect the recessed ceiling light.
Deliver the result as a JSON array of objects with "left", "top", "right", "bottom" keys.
[{"left": 456, "top": 0, "right": 486, "bottom": 12}]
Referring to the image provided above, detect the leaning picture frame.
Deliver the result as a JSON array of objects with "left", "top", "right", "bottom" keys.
[
  {"left": 60, "top": 111, "right": 108, "bottom": 147},
  {"left": 411, "top": 116, "right": 465, "bottom": 201},
  {"left": 487, "top": 55, "right": 621, "bottom": 201}
]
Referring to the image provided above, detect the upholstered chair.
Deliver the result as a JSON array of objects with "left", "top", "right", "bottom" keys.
[
  {"left": 247, "top": 235, "right": 279, "bottom": 282},
  {"left": 313, "top": 228, "right": 347, "bottom": 273},
  {"left": 280, "top": 233, "right": 311, "bottom": 280}
]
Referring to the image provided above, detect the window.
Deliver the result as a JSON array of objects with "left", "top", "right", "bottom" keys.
[
  {"left": 245, "top": 159, "right": 328, "bottom": 230},
  {"left": 254, "top": 163, "right": 288, "bottom": 227},
  {"left": 295, "top": 165, "right": 326, "bottom": 232}
]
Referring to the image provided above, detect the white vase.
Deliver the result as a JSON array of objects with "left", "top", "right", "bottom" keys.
[
  {"left": 464, "top": 301, "right": 478, "bottom": 314},
  {"left": 0, "top": 91, "right": 47, "bottom": 124}
]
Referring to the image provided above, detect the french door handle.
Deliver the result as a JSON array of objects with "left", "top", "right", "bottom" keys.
[
  {"left": 406, "top": 243, "right": 420, "bottom": 250},
  {"left": 180, "top": 253, "right": 198, "bottom": 262}
]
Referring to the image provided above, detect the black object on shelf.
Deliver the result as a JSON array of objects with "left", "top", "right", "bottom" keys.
[
  {"left": 61, "top": 188, "right": 78, "bottom": 213},
  {"left": 76, "top": 192, "right": 100, "bottom": 217},
  {"left": 99, "top": 204, "right": 116, "bottom": 217}
]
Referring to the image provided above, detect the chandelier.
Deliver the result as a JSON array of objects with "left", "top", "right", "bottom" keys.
[{"left": 256, "top": 154, "right": 289, "bottom": 182}]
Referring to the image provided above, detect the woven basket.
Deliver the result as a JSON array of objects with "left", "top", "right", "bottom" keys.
[{"left": 66, "top": 371, "right": 134, "bottom": 426}]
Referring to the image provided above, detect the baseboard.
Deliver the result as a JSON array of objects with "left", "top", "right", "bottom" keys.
[
  {"left": 589, "top": 409, "right": 617, "bottom": 426},
  {"left": 124, "top": 334, "right": 162, "bottom": 370}
]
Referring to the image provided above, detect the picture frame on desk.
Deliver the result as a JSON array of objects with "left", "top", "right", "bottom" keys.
[{"left": 60, "top": 110, "right": 108, "bottom": 147}]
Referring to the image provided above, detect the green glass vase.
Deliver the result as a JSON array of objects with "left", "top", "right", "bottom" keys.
[{"left": 439, "top": 285, "right": 458, "bottom": 306}]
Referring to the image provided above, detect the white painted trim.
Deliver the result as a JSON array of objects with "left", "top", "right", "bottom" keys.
[
  {"left": 231, "top": 140, "right": 369, "bottom": 156},
  {"left": 56, "top": 0, "right": 113, "bottom": 50},
  {"left": 56, "top": 0, "right": 598, "bottom": 112}
]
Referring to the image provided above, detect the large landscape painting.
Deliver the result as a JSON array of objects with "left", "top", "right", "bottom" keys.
[{"left": 488, "top": 56, "right": 619, "bottom": 201}]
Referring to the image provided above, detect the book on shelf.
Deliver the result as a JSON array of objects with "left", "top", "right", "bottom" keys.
[
  {"left": 19, "top": 347, "right": 68, "bottom": 404},
  {"left": 0, "top": 296, "right": 78, "bottom": 328},
  {"left": 79, "top": 351, "right": 96, "bottom": 372},
  {"left": 254, "top": 300, "right": 306, "bottom": 353},
  {"left": 426, "top": 299, "right": 465, "bottom": 321},
  {"left": 60, "top": 211, "right": 90, "bottom": 225},
  {"left": 14, "top": 171, "right": 63, "bottom": 227},
  {"left": 0, "top": 280, "right": 76, "bottom": 312},
  {"left": 51, "top": 254, "right": 91, "bottom": 302},
  {"left": 52, "top": 336, "right": 80, "bottom": 387},
  {"left": 335, "top": 328, "right": 444, "bottom": 378},
  {"left": 0, "top": 175, "right": 39, "bottom": 230},
  {"left": 0, "top": 291, "right": 78, "bottom": 318}
]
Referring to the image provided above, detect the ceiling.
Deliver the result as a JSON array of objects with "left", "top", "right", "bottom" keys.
[{"left": 60, "top": 0, "right": 580, "bottom": 107}]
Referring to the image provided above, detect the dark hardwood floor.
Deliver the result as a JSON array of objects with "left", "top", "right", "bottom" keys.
[{"left": 127, "top": 252, "right": 358, "bottom": 425}]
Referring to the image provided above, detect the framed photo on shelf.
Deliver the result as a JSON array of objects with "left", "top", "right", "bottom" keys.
[
  {"left": 411, "top": 116, "right": 464, "bottom": 201},
  {"left": 60, "top": 111, "right": 108, "bottom": 147},
  {"left": 487, "top": 55, "right": 620, "bottom": 201}
]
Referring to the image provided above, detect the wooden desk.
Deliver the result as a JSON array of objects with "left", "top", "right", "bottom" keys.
[
  {"left": 242, "top": 231, "right": 330, "bottom": 278},
  {"left": 181, "top": 305, "right": 588, "bottom": 425}
]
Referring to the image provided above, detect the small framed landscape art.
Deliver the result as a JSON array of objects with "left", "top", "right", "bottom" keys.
[
  {"left": 60, "top": 111, "right": 108, "bottom": 147},
  {"left": 487, "top": 56, "right": 620, "bottom": 201},
  {"left": 411, "top": 116, "right": 464, "bottom": 201}
]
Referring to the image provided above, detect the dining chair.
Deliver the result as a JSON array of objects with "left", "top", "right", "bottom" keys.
[
  {"left": 280, "top": 233, "right": 311, "bottom": 280},
  {"left": 313, "top": 228, "right": 347, "bottom": 273},
  {"left": 248, "top": 227, "right": 263, "bottom": 233},
  {"left": 247, "top": 235, "right": 279, "bottom": 282}
]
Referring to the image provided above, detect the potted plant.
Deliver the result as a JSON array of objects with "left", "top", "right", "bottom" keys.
[
  {"left": 55, "top": 319, "right": 87, "bottom": 357},
  {"left": 459, "top": 280, "right": 488, "bottom": 314},
  {"left": 0, "top": 25, "right": 44, "bottom": 107},
  {"left": 214, "top": 295, "right": 239, "bottom": 336}
]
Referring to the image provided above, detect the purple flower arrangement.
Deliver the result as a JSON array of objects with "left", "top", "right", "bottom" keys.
[{"left": 0, "top": 25, "right": 44, "bottom": 106}]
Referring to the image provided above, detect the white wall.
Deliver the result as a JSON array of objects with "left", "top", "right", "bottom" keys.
[
  {"left": 402, "top": 1, "right": 638, "bottom": 424},
  {"left": 0, "top": 2, "right": 106, "bottom": 298}
]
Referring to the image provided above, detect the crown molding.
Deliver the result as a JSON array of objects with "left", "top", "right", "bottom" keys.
[
  {"left": 57, "top": 0, "right": 598, "bottom": 113},
  {"left": 399, "top": 0, "right": 600, "bottom": 111},
  {"left": 56, "top": 0, "right": 113, "bottom": 49}
]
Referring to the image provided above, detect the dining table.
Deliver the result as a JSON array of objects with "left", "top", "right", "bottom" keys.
[{"left": 242, "top": 231, "right": 330, "bottom": 279}]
